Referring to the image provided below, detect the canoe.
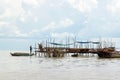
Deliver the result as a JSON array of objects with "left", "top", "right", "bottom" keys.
[{"left": 10, "top": 52, "right": 34, "bottom": 56}]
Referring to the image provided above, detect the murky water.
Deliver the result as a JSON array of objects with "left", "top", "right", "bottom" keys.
[{"left": 0, "top": 51, "right": 120, "bottom": 80}]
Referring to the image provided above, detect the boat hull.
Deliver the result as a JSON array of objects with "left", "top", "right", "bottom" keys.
[
  {"left": 71, "top": 54, "right": 78, "bottom": 57},
  {"left": 98, "top": 51, "right": 120, "bottom": 58},
  {"left": 10, "top": 52, "right": 34, "bottom": 56}
]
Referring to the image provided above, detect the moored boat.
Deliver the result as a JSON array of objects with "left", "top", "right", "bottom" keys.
[
  {"left": 10, "top": 52, "right": 34, "bottom": 56},
  {"left": 71, "top": 54, "right": 78, "bottom": 57},
  {"left": 97, "top": 47, "right": 120, "bottom": 58},
  {"left": 97, "top": 51, "right": 120, "bottom": 58}
]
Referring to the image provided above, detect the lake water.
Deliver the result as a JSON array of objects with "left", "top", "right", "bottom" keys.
[{"left": 0, "top": 51, "right": 120, "bottom": 80}]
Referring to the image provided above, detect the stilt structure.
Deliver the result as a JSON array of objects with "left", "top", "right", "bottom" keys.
[{"left": 34, "top": 38, "right": 119, "bottom": 58}]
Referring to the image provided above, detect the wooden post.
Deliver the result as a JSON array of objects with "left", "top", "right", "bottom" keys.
[{"left": 35, "top": 43, "right": 37, "bottom": 55}]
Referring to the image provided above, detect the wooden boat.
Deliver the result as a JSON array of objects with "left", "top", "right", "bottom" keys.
[
  {"left": 97, "top": 51, "right": 120, "bottom": 58},
  {"left": 10, "top": 52, "right": 34, "bottom": 56},
  {"left": 71, "top": 54, "right": 78, "bottom": 57},
  {"left": 97, "top": 47, "right": 120, "bottom": 58}
]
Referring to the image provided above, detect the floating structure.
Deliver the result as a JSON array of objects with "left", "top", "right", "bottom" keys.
[{"left": 33, "top": 38, "right": 119, "bottom": 58}]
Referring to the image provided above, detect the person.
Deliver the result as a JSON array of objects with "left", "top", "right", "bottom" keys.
[{"left": 30, "top": 45, "right": 32, "bottom": 54}]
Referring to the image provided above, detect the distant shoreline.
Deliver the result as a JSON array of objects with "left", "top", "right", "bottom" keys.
[{"left": 0, "top": 50, "right": 29, "bottom": 53}]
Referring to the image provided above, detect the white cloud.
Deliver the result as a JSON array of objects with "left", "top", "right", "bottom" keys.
[
  {"left": 28, "top": 29, "right": 40, "bottom": 36},
  {"left": 78, "top": 22, "right": 120, "bottom": 38},
  {"left": 49, "top": 0, "right": 66, "bottom": 8},
  {"left": 42, "top": 22, "right": 56, "bottom": 31},
  {"left": 0, "top": 21, "right": 8, "bottom": 27},
  {"left": 22, "top": 0, "right": 39, "bottom": 7},
  {"left": 42, "top": 18, "right": 74, "bottom": 31},
  {"left": 0, "top": 24, "right": 20, "bottom": 37},
  {"left": 0, "top": 21, "right": 30, "bottom": 37},
  {"left": 107, "top": 0, "right": 120, "bottom": 14},
  {"left": 0, "top": 22, "right": 41, "bottom": 38},
  {"left": 51, "top": 32, "right": 75, "bottom": 39},
  {"left": 0, "top": 0, "right": 25, "bottom": 19},
  {"left": 60, "top": 18, "right": 74, "bottom": 27},
  {"left": 19, "top": 10, "right": 32, "bottom": 22},
  {"left": 22, "top": 0, "right": 45, "bottom": 7},
  {"left": 14, "top": 30, "right": 28, "bottom": 37},
  {"left": 0, "top": 0, "right": 42, "bottom": 22},
  {"left": 1, "top": 0, "right": 120, "bottom": 40},
  {"left": 34, "top": 16, "right": 38, "bottom": 22},
  {"left": 68, "top": 0, "right": 98, "bottom": 14},
  {"left": 14, "top": 29, "right": 41, "bottom": 38}
]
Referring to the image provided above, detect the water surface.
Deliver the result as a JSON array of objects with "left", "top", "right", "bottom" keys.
[{"left": 0, "top": 51, "right": 120, "bottom": 80}]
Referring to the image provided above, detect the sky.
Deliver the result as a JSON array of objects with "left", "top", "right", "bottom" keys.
[{"left": 0, "top": 0, "right": 120, "bottom": 51}]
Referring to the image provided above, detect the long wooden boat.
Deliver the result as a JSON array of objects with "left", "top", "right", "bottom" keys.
[
  {"left": 97, "top": 47, "right": 120, "bottom": 58},
  {"left": 97, "top": 51, "right": 120, "bottom": 58},
  {"left": 10, "top": 52, "right": 34, "bottom": 56}
]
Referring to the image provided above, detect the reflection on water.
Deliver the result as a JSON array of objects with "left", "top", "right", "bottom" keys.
[{"left": 0, "top": 51, "right": 120, "bottom": 80}]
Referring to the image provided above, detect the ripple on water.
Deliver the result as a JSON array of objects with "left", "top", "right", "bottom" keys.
[{"left": 1, "top": 52, "right": 120, "bottom": 80}]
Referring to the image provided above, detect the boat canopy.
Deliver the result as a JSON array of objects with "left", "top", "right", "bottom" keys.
[
  {"left": 48, "top": 42, "right": 73, "bottom": 46},
  {"left": 91, "top": 42, "right": 100, "bottom": 44},
  {"left": 76, "top": 41, "right": 91, "bottom": 44},
  {"left": 76, "top": 41, "right": 100, "bottom": 44},
  {"left": 48, "top": 41, "right": 100, "bottom": 46}
]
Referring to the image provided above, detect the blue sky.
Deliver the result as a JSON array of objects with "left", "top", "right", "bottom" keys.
[{"left": 0, "top": 0, "right": 120, "bottom": 51}]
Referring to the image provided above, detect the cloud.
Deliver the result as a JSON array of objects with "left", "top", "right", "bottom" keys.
[
  {"left": 47, "top": 0, "right": 68, "bottom": 8},
  {"left": 0, "top": 21, "right": 41, "bottom": 38},
  {"left": 19, "top": 10, "right": 33, "bottom": 22},
  {"left": 22, "top": 0, "right": 45, "bottom": 7},
  {"left": 0, "top": 0, "right": 43, "bottom": 38},
  {"left": 60, "top": 18, "right": 74, "bottom": 27},
  {"left": 0, "top": 22, "right": 28, "bottom": 37},
  {"left": 51, "top": 32, "right": 75, "bottom": 39},
  {"left": 41, "top": 22, "right": 56, "bottom": 31},
  {"left": 0, "top": 0, "right": 120, "bottom": 40},
  {"left": 107, "top": 0, "right": 120, "bottom": 14},
  {"left": 28, "top": 29, "right": 41, "bottom": 36},
  {"left": 22, "top": 0, "right": 39, "bottom": 7},
  {"left": 68, "top": 0, "right": 98, "bottom": 14},
  {"left": 0, "top": 0, "right": 25, "bottom": 19},
  {"left": 78, "top": 22, "right": 120, "bottom": 38},
  {"left": 0, "top": 21, "right": 8, "bottom": 26},
  {"left": 0, "top": 0, "right": 43, "bottom": 22},
  {"left": 42, "top": 18, "right": 74, "bottom": 31}
]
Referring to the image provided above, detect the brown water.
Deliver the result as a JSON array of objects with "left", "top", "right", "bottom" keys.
[{"left": 0, "top": 51, "right": 120, "bottom": 80}]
